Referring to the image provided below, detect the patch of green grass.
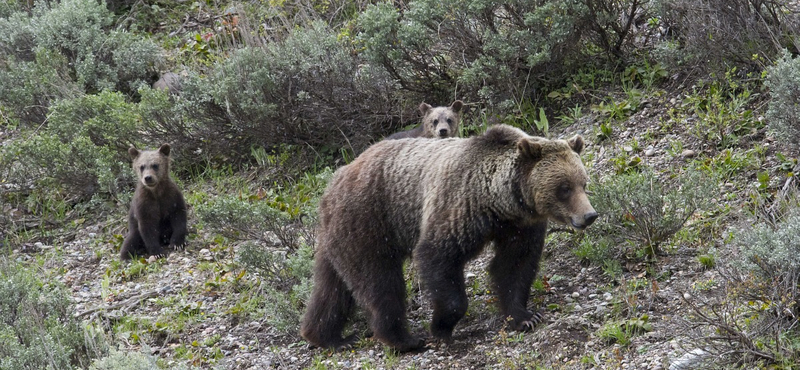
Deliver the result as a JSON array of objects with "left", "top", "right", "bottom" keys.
[
  {"left": 597, "top": 316, "right": 652, "bottom": 346},
  {"left": 693, "top": 147, "right": 764, "bottom": 184},
  {"left": 697, "top": 253, "right": 716, "bottom": 269}
]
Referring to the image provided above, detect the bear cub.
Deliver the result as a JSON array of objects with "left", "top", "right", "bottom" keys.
[
  {"left": 120, "top": 144, "right": 188, "bottom": 260},
  {"left": 386, "top": 100, "right": 464, "bottom": 139}
]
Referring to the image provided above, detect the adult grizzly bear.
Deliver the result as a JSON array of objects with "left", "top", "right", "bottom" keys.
[
  {"left": 301, "top": 125, "right": 597, "bottom": 352},
  {"left": 386, "top": 100, "right": 464, "bottom": 139},
  {"left": 120, "top": 144, "right": 188, "bottom": 260}
]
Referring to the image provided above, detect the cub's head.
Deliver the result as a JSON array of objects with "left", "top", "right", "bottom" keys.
[
  {"left": 420, "top": 100, "right": 464, "bottom": 138},
  {"left": 517, "top": 134, "right": 598, "bottom": 230},
  {"left": 129, "top": 144, "right": 171, "bottom": 189}
]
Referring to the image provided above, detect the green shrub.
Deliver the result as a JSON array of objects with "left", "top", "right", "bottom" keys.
[
  {"left": 142, "top": 21, "right": 396, "bottom": 162},
  {"left": 195, "top": 194, "right": 294, "bottom": 246},
  {"left": 356, "top": 0, "right": 647, "bottom": 110},
  {"left": 0, "top": 0, "right": 162, "bottom": 125},
  {"left": 1, "top": 91, "right": 140, "bottom": 197},
  {"left": 239, "top": 242, "right": 315, "bottom": 334},
  {"left": 654, "top": 0, "right": 800, "bottom": 74},
  {"left": 357, "top": 0, "right": 584, "bottom": 107},
  {"left": 31, "top": 0, "right": 162, "bottom": 93},
  {"left": 0, "top": 48, "right": 82, "bottom": 125},
  {"left": 681, "top": 207, "right": 800, "bottom": 368},
  {"left": 0, "top": 260, "right": 99, "bottom": 369},
  {"left": 765, "top": 51, "right": 800, "bottom": 148},
  {"left": 89, "top": 349, "right": 158, "bottom": 370},
  {"left": 589, "top": 168, "right": 715, "bottom": 258}
]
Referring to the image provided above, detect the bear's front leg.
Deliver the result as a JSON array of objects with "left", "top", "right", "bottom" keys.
[
  {"left": 489, "top": 221, "right": 547, "bottom": 330},
  {"left": 138, "top": 218, "right": 167, "bottom": 258},
  {"left": 168, "top": 203, "right": 188, "bottom": 250}
]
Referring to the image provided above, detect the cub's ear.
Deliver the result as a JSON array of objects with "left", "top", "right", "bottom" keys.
[
  {"left": 517, "top": 138, "right": 543, "bottom": 161},
  {"left": 128, "top": 146, "right": 140, "bottom": 160},
  {"left": 567, "top": 135, "right": 584, "bottom": 154},
  {"left": 418, "top": 102, "right": 432, "bottom": 115},
  {"left": 450, "top": 100, "right": 464, "bottom": 113},
  {"left": 158, "top": 143, "right": 171, "bottom": 157}
]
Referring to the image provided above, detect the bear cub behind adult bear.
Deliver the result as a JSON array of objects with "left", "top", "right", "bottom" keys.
[
  {"left": 120, "top": 144, "right": 187, "bottom": 260},
  {"left": 301, "top": 125, "right": 598, "bottom": 352},
  {"left": 386, "top": 100, "right": 463, "bottom": 139}
]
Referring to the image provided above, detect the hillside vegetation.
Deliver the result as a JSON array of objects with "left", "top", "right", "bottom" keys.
[{"left": 2, "top": 0, "right": 800, "bottom": 369}]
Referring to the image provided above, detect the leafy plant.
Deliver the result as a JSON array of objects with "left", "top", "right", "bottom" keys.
[
  {"left": 589, "top": 168, "right": 715, "bottom": 259},
  {"left": 0, "top": 260, "right": 100, "bottom": 369},
  {"left": 765, "top": 51, "right": 800, "bottom": 148}
]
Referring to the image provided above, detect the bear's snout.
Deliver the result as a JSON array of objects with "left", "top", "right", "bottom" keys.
[
  {"left": 438, "top": 128, "right": 449, "bottom": 137},
  {"left": 143, "top": 175, "right": 156, "bottom": 186},
  {"left": 584, "top": 211, "right": 599, "bottom": 226},
  {"left": 569, "top": 210, "right": 598, "bottom": 230}
]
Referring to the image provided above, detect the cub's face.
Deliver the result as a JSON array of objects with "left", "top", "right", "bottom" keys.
[
  {"left": 129, "top": 144, "right": 171, "bottom": 188},
  {"left": 420, "top": 100, "right": 464, "bottom": 138},
  {"left": 518, "top": 136, "right": 598, "bottom": 230}
]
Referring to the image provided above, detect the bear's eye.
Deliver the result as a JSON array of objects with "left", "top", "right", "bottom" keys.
[
  {"left": 139, "top": 165, "right": 145, "bottom": 172},
  {"left": 446, "top": 118, "right": 453, "bottom": 124},
  {"left": 433, "top": 119, "right": 439, "bottom": 125},
  {"left": 152, "top": 164, "right": 159, "bottom": 171},
  {"left": 557, "top": 184, "right": 572, "bottom": 200}
]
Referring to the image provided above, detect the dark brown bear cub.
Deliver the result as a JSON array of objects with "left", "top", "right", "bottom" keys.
[
  {"left": 120, "top": 144, "right": 187, "bottom": 260},
  {"left": 301, "top": 125, "right": 597, "bottom": 352},
  {"left": 386, "top": 100, "right": 464, "bottom": 139}
]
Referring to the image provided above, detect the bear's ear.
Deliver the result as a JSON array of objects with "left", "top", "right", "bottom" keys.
[
  {"left": 517, "top": 139, "right": 543, "bottom": 161},
  {"left": 450, "top": 100, "right": 464, "bottom": 113},
  {"left": 419, "top": 102, "right": 432, "bottom": 115},
  {"left": 567, "top": 135, "right": 584, "bottom": 154},
  {"left": 158, "top": 143, "right": 171, "bottom": 157},
  {"left": 128, "top": 146, "right": 140, "bottom": 160}
]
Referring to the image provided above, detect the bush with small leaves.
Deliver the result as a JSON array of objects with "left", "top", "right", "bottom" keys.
[
  {"left": 654, "top": 0, "right": 800, "bottom": 74},
  {"left": 356, "top": 0, "right": 589, "bottom": 107},
  {"left": 0, "top": 0, "right": 162, "bottom": 126},
  {"left": 732, "top": 208, "right": 800, "bottom": 308},
  {"left": 765, "top": 51, "right": 800, "bottom": 148},
  {"left": 195, "top": 195, "right": 296, "bottom": 247},
  {"left": 0, "top": 261, "right": 99, "bottom": 369},
  {"left": 680, "top": 207, "right": 800, "bottom": 368},
  {"left": 238, "top": 242, "right": 314, "bottom": 334},
  {"left": 589, "top": 168, "right": 715, "bottom": 259},
  {"left": 356, "top": 0, "right": 648, "bottom": 111},
  {"left": 141, "top": 21, "right": 396, "bottom": 162},
  {"left": 89, "top": 347, "right": 195, "bottom": 370},
  {"left": 0, "top": 91, "right": 140, "bottom": 197}
]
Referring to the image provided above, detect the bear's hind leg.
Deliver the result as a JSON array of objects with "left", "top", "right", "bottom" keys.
[
  {"left": 354, "top": 261, "right": 424, "bottom": 352},
  {"left": 300, "top": 256, "right": 356, "bottom": 350},
  {"left": 420, "top": 257, "right": 469, "bottom": 340}
]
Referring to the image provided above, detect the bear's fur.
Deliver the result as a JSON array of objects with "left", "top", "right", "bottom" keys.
[
  {"left": 152, "top": 72, "right": 182, "bottom": 95},
  {"left": 120, "top": 144, "right": 188, "bottom": 260},
  {"left": 386, "top": 100, "right": 464, "bottom": 140},
  {"left": 300, "top": 125, "right": 598, "bottom": 352}
]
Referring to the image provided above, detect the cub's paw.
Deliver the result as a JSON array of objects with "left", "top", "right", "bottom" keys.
[{"left": 332, "top": 334, "right": 358, "bottom": 352}]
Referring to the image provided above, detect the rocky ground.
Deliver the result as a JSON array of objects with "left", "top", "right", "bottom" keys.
[{"left": 6, "top": 85, "right": 778, "bottom": 369}]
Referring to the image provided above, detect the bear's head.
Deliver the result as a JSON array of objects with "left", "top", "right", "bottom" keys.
[
  {"left": 420, "top": 100, "right": 464, "bottom": 138},
  {"left": 518, "top": 135, "right": 598, "bottom": 230},
  {"left": 129, "top": 144, "right": 171, "bottom": 189}
]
